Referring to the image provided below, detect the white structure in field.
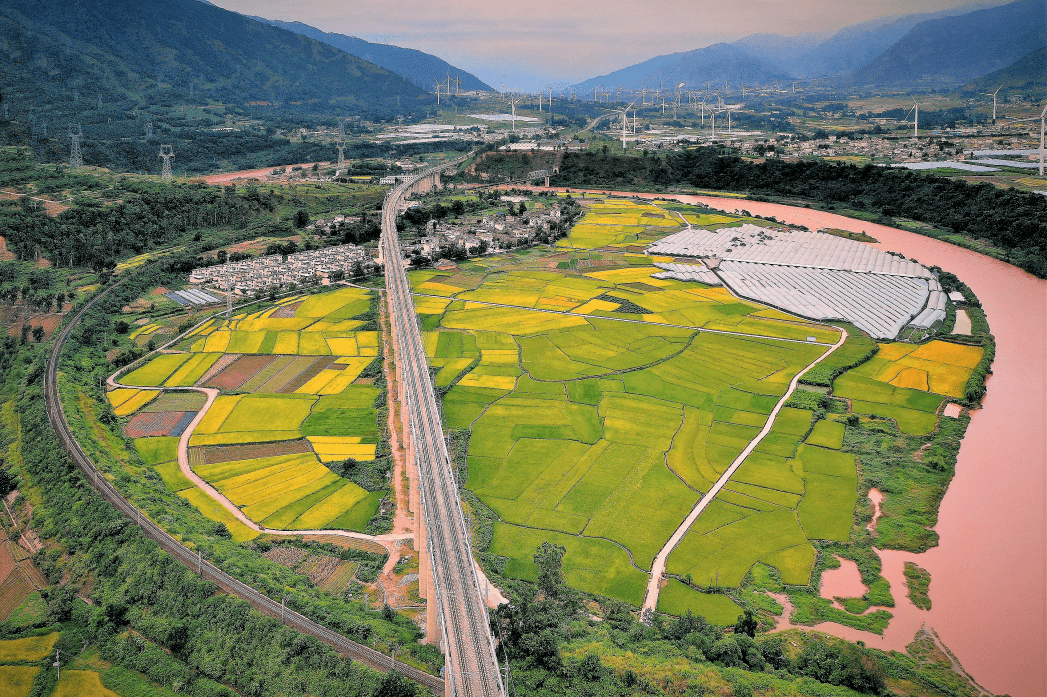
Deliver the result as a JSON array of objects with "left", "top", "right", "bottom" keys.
[{"left": 648, "top": 223, "right": 946, "bottom": 339}]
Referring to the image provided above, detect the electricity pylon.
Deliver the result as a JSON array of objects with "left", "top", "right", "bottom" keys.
[{"left": 159, "top": 144, "right": 174, "bottom": 180}]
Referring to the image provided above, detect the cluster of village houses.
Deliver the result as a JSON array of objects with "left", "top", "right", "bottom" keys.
[
  {"left": 189, "top": 244, "right": 373, "bottom": 295},
  {"left": 402, "top": 203, "right": 563, "bottom": 257}
]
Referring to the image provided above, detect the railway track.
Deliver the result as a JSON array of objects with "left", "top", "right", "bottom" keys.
[
  {"left": 43, "top": 282, "right": 445, "bottom": 694},
  {"left": 381, "top": 158, "right": 506, "bottom": 697}
]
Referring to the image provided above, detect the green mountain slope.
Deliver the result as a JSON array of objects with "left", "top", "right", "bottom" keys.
[
  {"left": 849, "top": 0, "right": 1045, "bottom": 87},
  {"left": 0, "top": 0, "right": 431, "bottom": 118},
  {"left": 962, "top": 47, "right": 1047, "bottom": 99}
]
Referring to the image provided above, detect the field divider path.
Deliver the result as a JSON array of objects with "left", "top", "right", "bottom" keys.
[
  {"left": 47, "top": 283, "right": 443, "bottom": 694},
  {"left": 106, "top": 370, "right": 411, "bottom": 545},
  {"left": 412, "top": 293, "right": 836, "bottom": 346},
  {"left": 641, "top": 326, "right": 848, "bottom": 616}
]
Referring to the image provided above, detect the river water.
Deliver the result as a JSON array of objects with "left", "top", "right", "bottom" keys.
[{"left": 545, "top": 188, "right": 1046, "bottom": 696}]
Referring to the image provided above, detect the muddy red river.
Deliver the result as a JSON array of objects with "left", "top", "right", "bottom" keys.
[{"left": 534, "top": 187, "right": 1046, "bottom": 696}]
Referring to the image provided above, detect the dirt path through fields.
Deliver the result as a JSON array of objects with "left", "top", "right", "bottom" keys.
[
  {"left": 641, "top": 327, "right": 848, "bottom": 616},
  {"left": 106, "top": 371, "right": 409, "bottom": 548}
]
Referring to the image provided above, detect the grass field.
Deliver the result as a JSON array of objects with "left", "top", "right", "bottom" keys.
[{"left": 656, "top": 580, "right": 742, "bottom": 625}]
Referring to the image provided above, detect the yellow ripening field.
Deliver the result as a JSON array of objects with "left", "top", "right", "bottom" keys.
[
  {"left": 325, "top": 337, "right": 358, "bottom": 355},
  {"left": 288, "top": 483, "right": 369, "bottom": 529},
  {"left": 0, "top": 633, "right": 59, "bottom": 662},
  {"left": 870, "top": 340, "right": 983, "bottom": 398},
  {"left": 113, "top": 390, "right": 157, "bottom": 416},
  {"left": 415, "top": 295, "right": 453, "bottom": 313},
  {"left": 107, "top": 388, "right": 140, "bottom": 408},
  {"left": 571, "top": 299, "right": 620, "bottom": 314},
  {"left": 296, "top": 369, "right": 342, "bottom": 394},
  {"left": 585, "top": 267, "right": 672, "bottom": 285},
  {"left": 458, "top": 373, "right": 518, "bottom": 389},
  {"left": 51, "top": 671, "right": 120, "bottom": 697},
  {"left": 307, "top": 436, "right": 377, "bottom": 462},
  {"left": 193, "top": 396, "right": 242, "bottom": 434}
]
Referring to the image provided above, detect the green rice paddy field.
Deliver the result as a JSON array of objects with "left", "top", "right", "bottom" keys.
[
  {"left": 419, "top": 214, "right": 964, "bottom": 617},
  {"left": 412, "top": 256, "right": 859, "bottom": 610},
  {"left": 112, "top": 287, "right": 387, "bottom": 536}
]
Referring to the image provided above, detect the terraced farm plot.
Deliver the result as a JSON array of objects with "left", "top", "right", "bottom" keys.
[
  {"left": 556, "top": 199, "right": 685, "bottom": 249},
  {"left": 217, "top": 395, "right": 316, "bottom": 432},
  {"left": 0, "top": 632, "right": 59, "bottom": 661},
  {"left": 0, "top": 666, "right": 38, "bottom": 697},
  {"left": 118, "top": 286, "right": 388, "bottom": 536},
  {"left": 656, "top": 580, "right": 742, "bottom": 625},
  {"left": 122, "top": 354, "right": 191, "bottom": 386}
]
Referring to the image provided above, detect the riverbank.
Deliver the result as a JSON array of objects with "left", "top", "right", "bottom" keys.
[{"left": 517, "top": 184, "right": 1045, "bottom": 697}]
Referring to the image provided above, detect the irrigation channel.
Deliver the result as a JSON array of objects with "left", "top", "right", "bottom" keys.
[
  {"left": 381, "top": 157, "right": 507, "bottom": 697},
  {"left": 44, "top": 282, "right": 446, "bottom": 695}
]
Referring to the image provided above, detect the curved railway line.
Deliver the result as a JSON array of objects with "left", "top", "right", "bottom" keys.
[
  {"left": 44, "top": 282, "right": 445, "bottom": 694},
  {"left": 381, "top": 157, "right": 506, "bottom": 697}
]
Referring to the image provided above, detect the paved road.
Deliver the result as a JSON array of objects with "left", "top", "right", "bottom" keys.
[
  {"left": 381, "top": 160, "right": 506, "bottom": 697},
  {"left": 641, "top": 326, "right": 848, "bottom": 615},
  {"left": 45, "top": 283, "right": 444, "bottom": 694}
]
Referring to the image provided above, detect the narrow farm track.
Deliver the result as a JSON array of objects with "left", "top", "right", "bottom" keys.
[
  {"left": 105, "top": 372, "right": 410, "bottom": 546},
  {"left": 641, "top": 326, "right": 849, "bottom": 615},
  {"left": 45, "top": 283, "right": 444, "bottom": 694},
  {"left": 382, "top": 158, "right": 507, "bottom": 697}
]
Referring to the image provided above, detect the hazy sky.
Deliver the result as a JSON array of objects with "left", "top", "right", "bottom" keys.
[{"left": 208, "top": 0, "right": 991, "bottom": 90}]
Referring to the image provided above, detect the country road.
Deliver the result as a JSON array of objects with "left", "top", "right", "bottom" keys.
[
  {"left": 46, "top": 283, "right": 445, "bottom": 694},
  {"left": 641, "top": 326, "right": 848, "bottom": 615}
]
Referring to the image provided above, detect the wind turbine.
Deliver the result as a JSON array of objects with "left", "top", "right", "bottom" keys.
[
  {"left": 1009, "top": 103, "right": 1047, "bottom": 175},
  {"left": 986, "top": 86, "right": 1002, "bottom": 122},
  {"left": 502, "top": 93, "right": 524, "bottom": 131}
]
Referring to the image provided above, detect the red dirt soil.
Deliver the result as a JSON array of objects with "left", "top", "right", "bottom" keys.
[
  {"left": 201, "top": 163, "right": 328, "bottom": 184},
  {"left": 125, "top": 411, "right": 190, "bottom": 438},
  {"left": 207, "top": 355, "right": 276, "bottom": 389},
  {"left": 203, "top": 439, "right": 313, "bottom": 464}
]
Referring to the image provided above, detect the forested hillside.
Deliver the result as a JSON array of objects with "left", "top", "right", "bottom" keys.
[{"left": 0, "top": 0, "right": 430, "bottom": 117}]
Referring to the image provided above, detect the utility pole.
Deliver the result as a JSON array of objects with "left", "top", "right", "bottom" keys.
[
  {"left": 69, "top": 124, "right": 83, "bottom": 169},
  {"left": 53, "top": 649, "right": 60, "bottom": 681},
  {"left": 225, "top": 256, "right": 232, "bottom": 318}
]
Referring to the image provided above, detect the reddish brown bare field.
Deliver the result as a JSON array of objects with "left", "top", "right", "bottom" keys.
[
  {"left": 207, "top": 355, "right": 276, "bottom": 389},
  {"left": 278, "top": 356, "right": 335, "bottom": 393},
  {"left": 125, "top": 411, "right": 189, "bottom": 438},
  {"left": 0, "top": 236, "right": 15, "bottom": 261},
  {"left": 202, "top": 438, "right": 313, "bottom": 464},
  {"left": 271, "top": 301, "right": 304, "bottom": 318}
]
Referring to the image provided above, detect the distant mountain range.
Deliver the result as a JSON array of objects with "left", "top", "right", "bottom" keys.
[
  {"left": 849, "top": 0, "right": 1045, "bottom": 86},
  {"left": 571, "top": 0, "right": 1046, "bottom": 93},
  {"left": 0, "top": 0, "right": 430, "bottom": 118},
  {"left": 250, "top": 19, "right": 495, "bottom": 94},
  {"left": 573, "top": 44, "right": 791, "bottom": 96}
]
